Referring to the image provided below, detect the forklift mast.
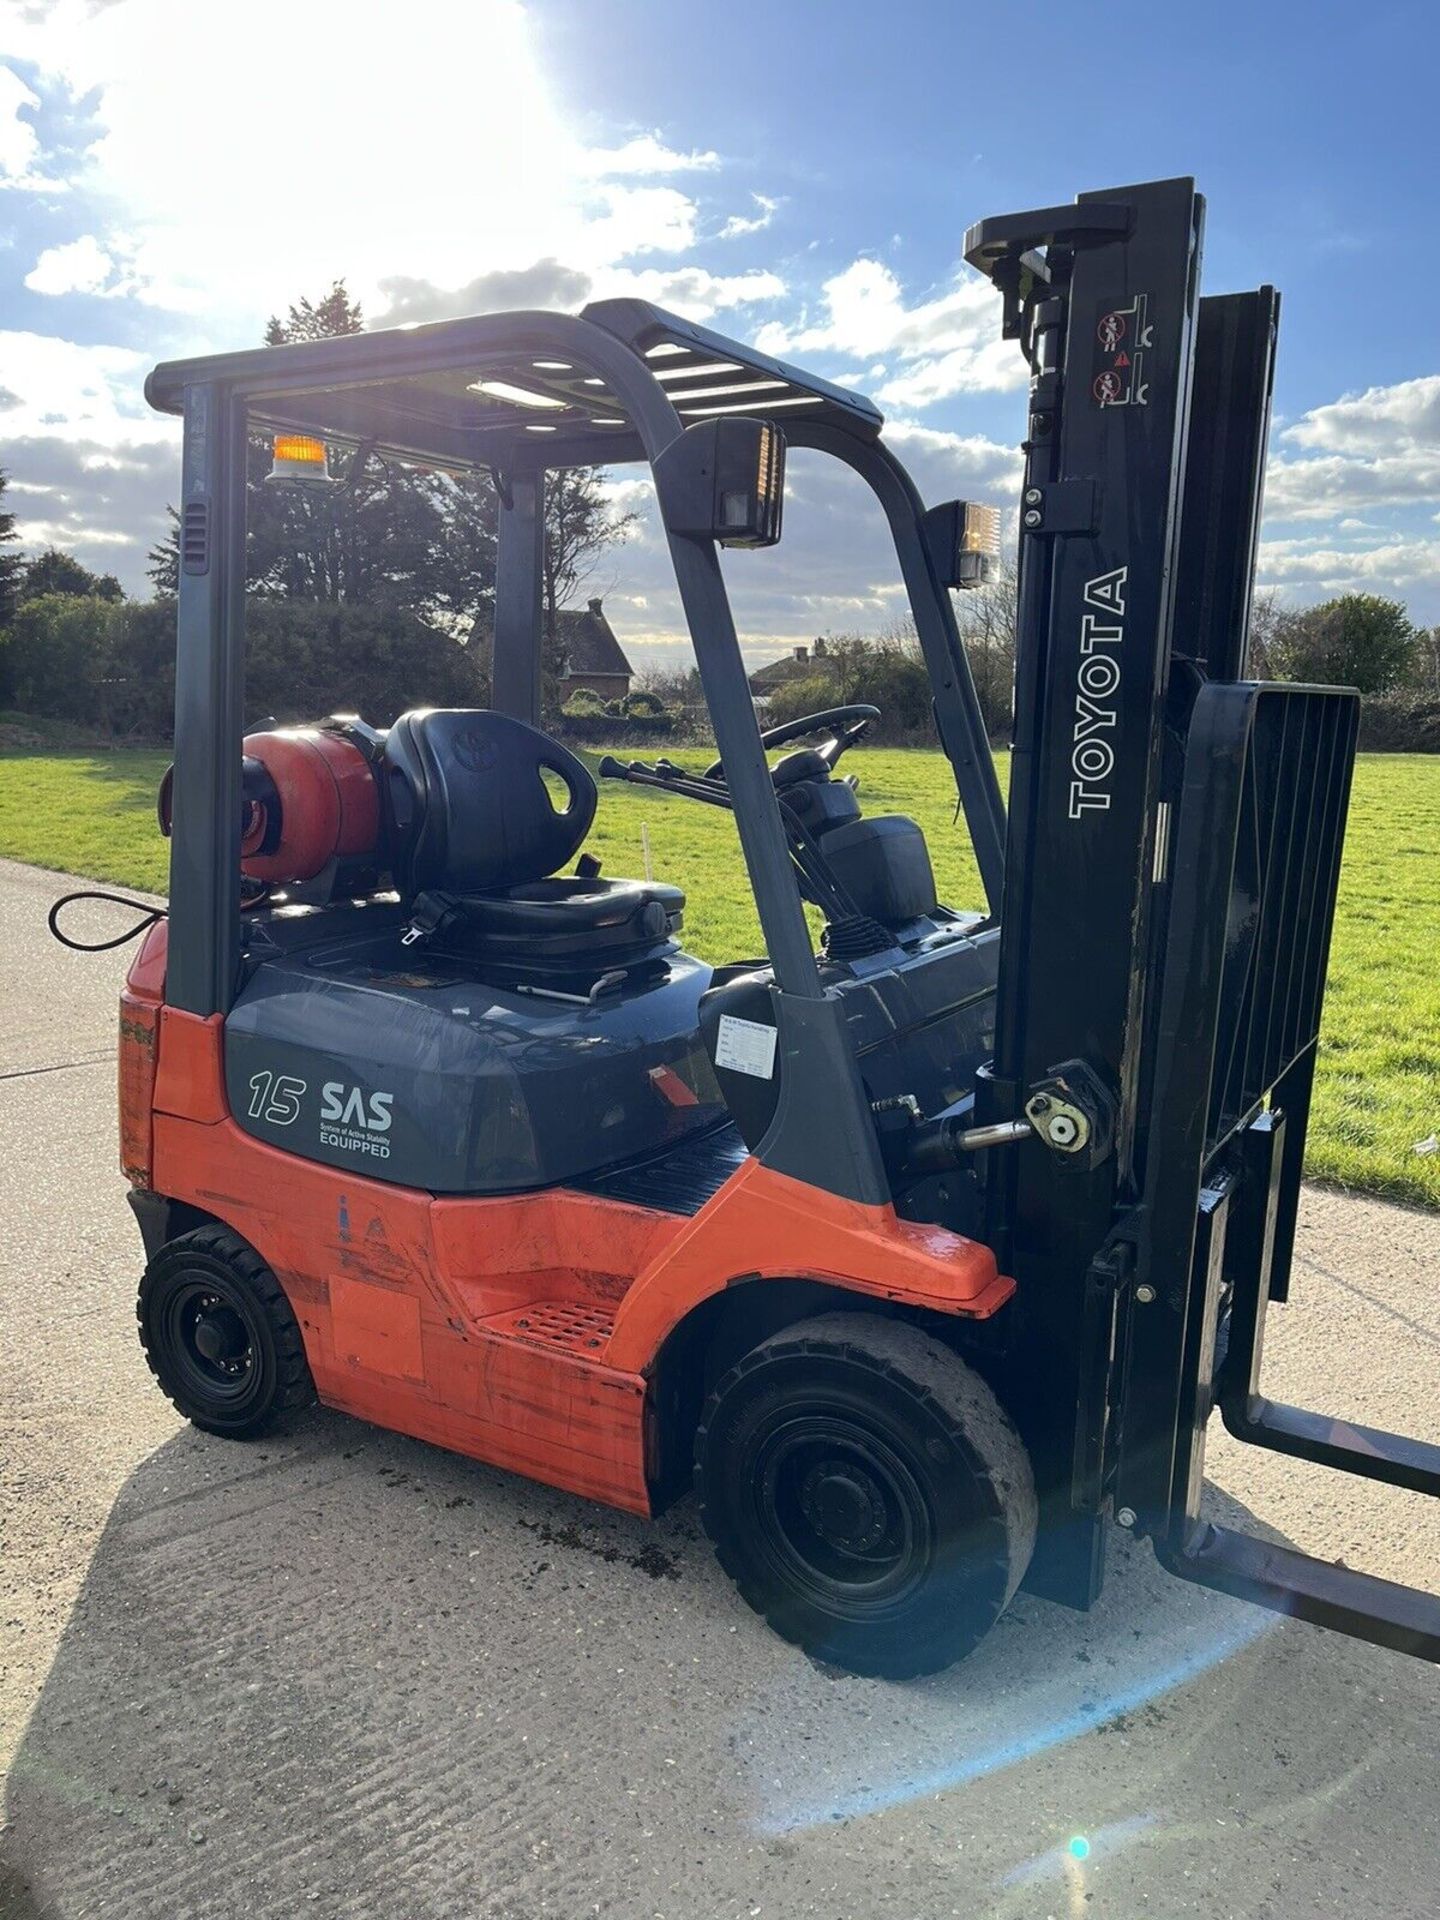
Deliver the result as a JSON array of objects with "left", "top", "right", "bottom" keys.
[{"left": 969, "top": 178, "right": 1439, "bottom": 1659}]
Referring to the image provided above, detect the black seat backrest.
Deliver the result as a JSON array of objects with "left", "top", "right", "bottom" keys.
[{"left": 383, "top": 709, "right": 597, "bottom": 896}]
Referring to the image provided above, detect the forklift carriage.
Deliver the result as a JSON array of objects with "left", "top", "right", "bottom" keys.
[{"left": 118, "top": 175, "right": 1438, "bottom": 1677}]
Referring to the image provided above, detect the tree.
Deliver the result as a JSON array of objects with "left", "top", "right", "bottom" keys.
[
  {"left": 952, "top": 565, "right": 1019, "bottom": 738},
  {"left": 0, "top": 593, "right": 118, "bottom": 724},
  {"left": 21, "top": 546, "right": 125, "bottom": 603},
  {"left": 539, "top": 468, "right": 638, "bottom": 704},
  {"left": 264, "top": 281, "right": 365, "bottom": 346},
  {"left": 1245, "top": 589, "right": 1284, "bottom": 678},
  {"left": 246, "top": 280, "right": 474, "bottom": 611},
  {"left": 1411, "top": 625, "right": 1440, "bottom": 696},
  {"left": 1270, "top": 594, "right": 1418, "bottom": 695},
  {"left": 0, "top": 469, "right": 22, "bottom": 627},
  {"left": 149, "top": 280, "right": 494, "bottom": 621},
  {"left": 760, "top": 567, "right": 1020, "bottom": 745},
  {"left": 762, "top": 625, "right": 936, "bottom": 743},
  {"left": 149, "top": 277, "right": 630, "bottom": 650},
  {"left": 146, "top": 507, "right": 181, "bottom": 597}
]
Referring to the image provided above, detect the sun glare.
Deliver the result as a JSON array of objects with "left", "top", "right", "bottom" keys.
[{"left": 26, "top": 0, "right": 607, "bottom": 325}]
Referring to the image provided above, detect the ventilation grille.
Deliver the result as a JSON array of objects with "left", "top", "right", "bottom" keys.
[{"left": 180, "top": 498, "right": 210, "bottom": 576}]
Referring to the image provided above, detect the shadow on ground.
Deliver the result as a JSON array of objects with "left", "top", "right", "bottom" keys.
[{"left": 4, "top": 1408, "right": 1437, "bottom": 1920}]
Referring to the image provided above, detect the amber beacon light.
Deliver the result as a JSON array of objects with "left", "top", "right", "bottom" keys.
[{"left": 266, "top": 433, "right": 337, "bottom": 489}]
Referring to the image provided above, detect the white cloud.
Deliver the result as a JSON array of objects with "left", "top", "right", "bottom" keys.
[
  {"left": 3, "top": 433, "right": 178, "bottom": 577},
  {"left": 0, "top": 322, "right": 177, "bottom": 568},
  {"left": 374, "top": 260, "right": 784, "bottom": 330},
  {"left": 580, "top": 134, "right": 720, "bottom": 175},
  {"left": 1264, "top": 374, "right": 1440, "bottom": 523},
  {"left": 0, "top": 61, "right": 40, "bottom": 177},
  {"left": 1283, "top": 374, "right": 1440, "bottom": 456},
  {"left": 1257, "top": 533, "right": 1440, "bottom": 593},
  {"left": 753, "top": 257, "right": 1023, "bottom": 406},
  {"left": 24, "top": 232, "right": 122, "bottom": 295},
  {"left": 0, "top": 328, "right": 163, "bottom": 443},
  {"left": 877, "top": 340, "right": 1024, "bottom": 408},
  {"left": 596, "top": 264, "right": 785, "bottom": 317},
  {"left": 0, "top": 326, "right": 178, "bottom": 576},
  {"left": 883, "top": 421, "right": 1023, "bottom": 497},
  {"left": 719, "top": 193, "right": 779, "bottom": 240},
  {"left": 1265, "top": 449, "right": 1440, "bottom": 520},
  {"left": 376, "top": 259, "right": 593, "bottom": 327},
  {"left": 580, "top": 183, "right": 702, "bottom": 260}
]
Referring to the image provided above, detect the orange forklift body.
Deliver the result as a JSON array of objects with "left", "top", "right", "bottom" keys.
[{"left": 122, "top": 922, "right": 1012, "bottom": 1514}]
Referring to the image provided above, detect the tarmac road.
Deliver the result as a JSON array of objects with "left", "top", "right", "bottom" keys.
[{"left": 1, "top": 855, "right": 1437, "bottom": 1920}]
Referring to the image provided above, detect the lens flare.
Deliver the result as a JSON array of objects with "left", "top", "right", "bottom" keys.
[
  {"left": 1068, "top": 1835, "right": 1091, "bottom": 1861},
  {"left": 754, "top": 1606, "right": 1273, "bottom": 1836}
]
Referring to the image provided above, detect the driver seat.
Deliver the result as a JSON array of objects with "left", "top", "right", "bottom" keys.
[{"left": 383, "top": 709, "right": 683, "bottom": 979}]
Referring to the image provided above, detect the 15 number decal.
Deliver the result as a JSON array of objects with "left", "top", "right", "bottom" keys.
[{"left": 247, "top": 1071, "right": 307, "bottom": 1126}]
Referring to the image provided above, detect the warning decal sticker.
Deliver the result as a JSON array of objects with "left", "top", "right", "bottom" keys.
[{"left": 1092, "top": 294, "right": 1153, "bottom": 408}]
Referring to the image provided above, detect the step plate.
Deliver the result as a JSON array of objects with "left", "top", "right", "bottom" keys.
[{"left": 481, "top": 1301, "right": 617, "bottom": 1357}]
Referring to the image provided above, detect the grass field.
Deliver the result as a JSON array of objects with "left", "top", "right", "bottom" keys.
[{"left": 1, "top": 740, "right": 1435, "bottom": 1209}]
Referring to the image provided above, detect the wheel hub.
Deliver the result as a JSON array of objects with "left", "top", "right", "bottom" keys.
[
  {"left": 189, "top": 1297, "right": 251, "bottom": 1375},
  {"left": 799, "top": 1458, "right": 888, "bottom": 1553}
]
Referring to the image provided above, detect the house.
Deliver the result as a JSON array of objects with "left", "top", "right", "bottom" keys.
[
  {"left": 748, "top": 636, "right": 836, "bottom": 706},
  {"left": 557, "top": 597, "right": 633, "bottom": 701}
]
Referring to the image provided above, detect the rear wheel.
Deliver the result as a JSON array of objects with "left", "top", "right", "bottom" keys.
[
  {"left": 695, "top": 1313, "right": 1035, "bottom": 1678},
  {"left": 138, "top": 1225, "right": 315, "bottom": 1438}
]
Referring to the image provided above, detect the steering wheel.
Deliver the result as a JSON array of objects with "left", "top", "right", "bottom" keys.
[{"left": 704, "top": 704, "right": 880, "bottom": 784}]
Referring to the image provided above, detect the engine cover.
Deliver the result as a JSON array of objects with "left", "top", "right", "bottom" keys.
[{"left": 223, "top": 928, "right": 725, "bottom": 1194}]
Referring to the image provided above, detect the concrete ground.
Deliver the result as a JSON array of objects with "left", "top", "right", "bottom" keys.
[{"left": 1, "top": 854, "right": 1436, "bottom": 1920}]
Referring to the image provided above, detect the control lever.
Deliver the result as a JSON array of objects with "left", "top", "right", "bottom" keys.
[
  {"left": 901, "top": 1114, "right": 1034, "bottom": 1177},
  {"left": 871, "top": 1095, "right": 1034, "bottom": 1182}
]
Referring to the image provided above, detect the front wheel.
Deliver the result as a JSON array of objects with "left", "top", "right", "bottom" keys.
[
  {"left": 138, "top": 1224, "right": 315, "bottom": 1438},
  {"left": 695, "top": 1313, "right": 1035, "bottom": 1678}
]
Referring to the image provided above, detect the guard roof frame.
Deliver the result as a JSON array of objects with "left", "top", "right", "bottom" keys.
[{"left": 145, "top": 300, "right": 884, "bottom": 476}]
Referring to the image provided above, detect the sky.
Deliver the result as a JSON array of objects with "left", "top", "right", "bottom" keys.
[{"left": 3, "top": 0, "right": 1439, "bottom": 673}]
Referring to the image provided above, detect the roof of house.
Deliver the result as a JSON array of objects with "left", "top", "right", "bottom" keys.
[
  {"left": 748, "top": 638, "right": 836, "bottom": 693},
  {"left": 558, "top": 598, "right": 632, "bottom": 679}
]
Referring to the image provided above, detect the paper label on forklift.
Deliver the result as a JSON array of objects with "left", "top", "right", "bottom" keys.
[{"left": 714, "top": 1015, "right": 778, "bottom": 1079}]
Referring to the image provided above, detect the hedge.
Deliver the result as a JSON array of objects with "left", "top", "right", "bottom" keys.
[
  {"left": 1358, "top": 690, "right": 1440, "bottom": 753},
  {"left": 0, "top": 595, "right": 488, "bottom": 739}
]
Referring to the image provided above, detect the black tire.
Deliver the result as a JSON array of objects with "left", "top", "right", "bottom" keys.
[
  {"left": 695, "top": 1313, "right": 1036, "bottom": 1679},
  {"left": 138, "top": 1225, "right": 315, "bottom": 1439}
]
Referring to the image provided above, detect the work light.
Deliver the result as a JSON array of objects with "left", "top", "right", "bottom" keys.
[
  {"left": 923, "top": 499, "right": 1002, "bottom": 588},
  {"left": 654, "top": 416, "right": 786, "bottom": 549}
]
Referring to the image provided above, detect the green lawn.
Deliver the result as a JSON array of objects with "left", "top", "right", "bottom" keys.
[{"left": 2, "top": 741, "right": 1435, "bottom": 1208}]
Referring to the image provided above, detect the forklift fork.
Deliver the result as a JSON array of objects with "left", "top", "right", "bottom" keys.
[
  {"left": 1174, "top": 1099, "right": 1440, "bottom": 1661},
  {"left": 1160, "top": 1138, "right": 1440, "bottom": 1662}
]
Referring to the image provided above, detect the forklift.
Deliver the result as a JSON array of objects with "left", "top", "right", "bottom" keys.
[{"left": 112, "top": 176, "right": 1438, "bottom": 1678}]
